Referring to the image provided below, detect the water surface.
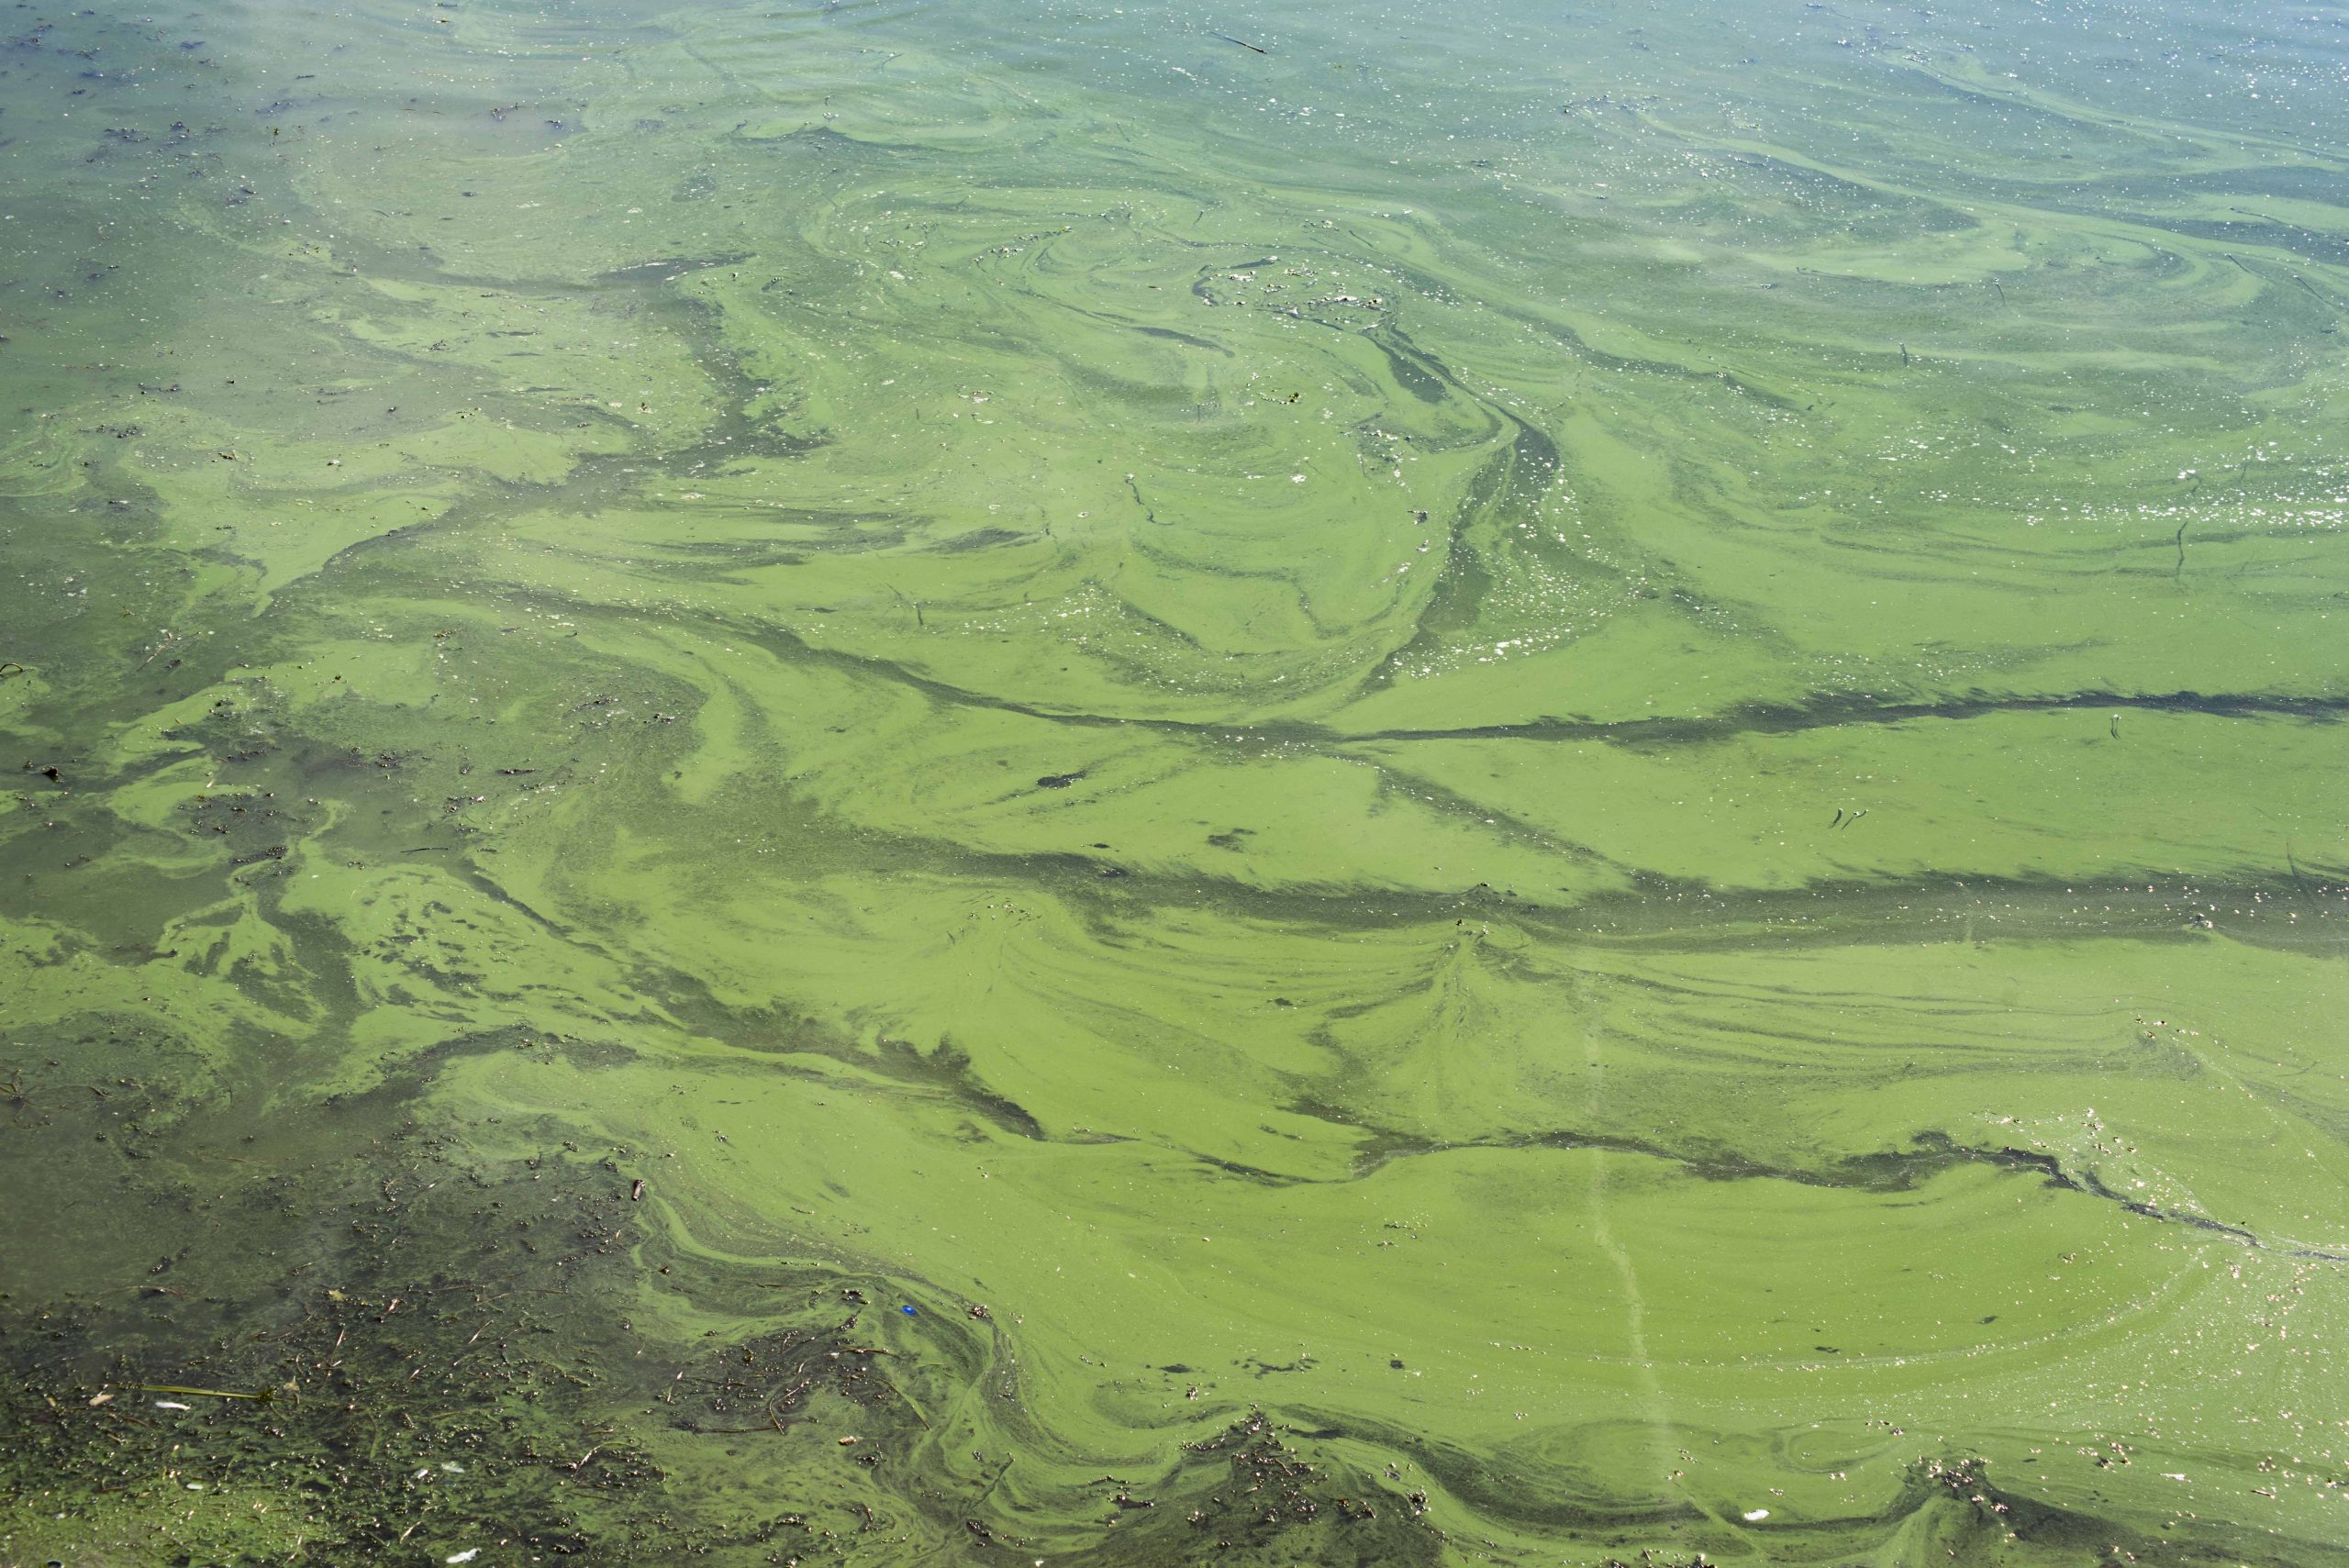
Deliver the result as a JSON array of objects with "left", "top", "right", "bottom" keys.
[{"left": 4, "top": 0, "right": 2348, "bottom": 1562}]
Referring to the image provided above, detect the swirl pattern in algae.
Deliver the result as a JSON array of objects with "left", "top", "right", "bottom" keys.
[{"left": 3, "top": 0, "right": 2348, "bottom": 1562}]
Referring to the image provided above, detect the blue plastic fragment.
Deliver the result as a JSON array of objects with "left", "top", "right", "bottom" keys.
[{"left": 901, "top": 1304, "right": 918, "bottom": 1316}]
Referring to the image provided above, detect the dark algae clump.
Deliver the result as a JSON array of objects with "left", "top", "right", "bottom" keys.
[
  {"left": 6, "top": 0, "right": 2349, "bottom": 1562},
  {"left": 2, "top": 1143, "right": 673, "bottom": 1562}
]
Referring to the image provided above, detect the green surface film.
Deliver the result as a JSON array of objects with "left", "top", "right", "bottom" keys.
[{"left": 3, "top": 0, "right": 2348, "bottom": 1562}]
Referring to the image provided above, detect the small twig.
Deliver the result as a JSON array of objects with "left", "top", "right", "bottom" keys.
[{"left": 132, "top": 1383, "right": 275, "bottom": 1403}]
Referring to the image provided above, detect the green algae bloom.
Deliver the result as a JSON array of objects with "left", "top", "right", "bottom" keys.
[{"left": 4, "top": 0, "right": 2347, "bottom": 1562}]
